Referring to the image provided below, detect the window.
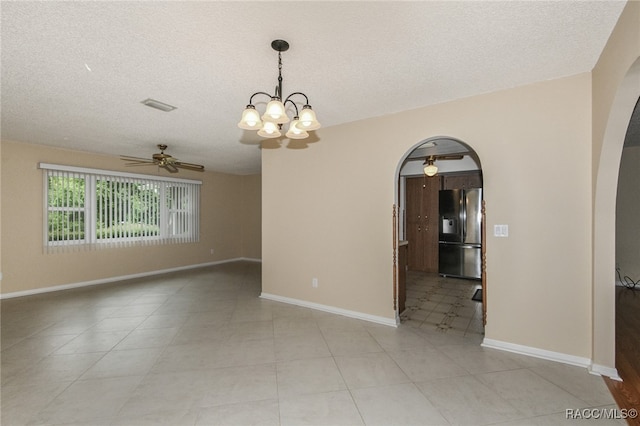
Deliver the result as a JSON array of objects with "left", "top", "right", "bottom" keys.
[{"left": 41, "top": 163, "right": 201, "bottom": 251}]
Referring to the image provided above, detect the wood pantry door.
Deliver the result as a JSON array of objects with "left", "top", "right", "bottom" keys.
[{"left": 405, "top": 176, "right": 439, "bottom": 272}]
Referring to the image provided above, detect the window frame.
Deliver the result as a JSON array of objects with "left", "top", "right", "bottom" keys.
[{"left": 40, "top": 163, "right": 202, "bottom": 250}]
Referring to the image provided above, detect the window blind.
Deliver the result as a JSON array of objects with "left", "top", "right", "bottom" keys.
[{"left": 41, "top": 163, "right": 201, "bottom": 252}]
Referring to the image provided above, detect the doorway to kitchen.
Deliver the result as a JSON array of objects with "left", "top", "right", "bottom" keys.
[
  {"left": 606, "top": 95, "right": 640, "bottom": 410},
  {"left": 593, "top": 57, "right": 640, "bottom": 384},
  {"left": 394, "top": 137, "right": 485, "bottom": 337}
]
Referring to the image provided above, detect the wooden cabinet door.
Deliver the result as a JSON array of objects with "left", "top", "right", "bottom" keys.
[
  {"left": 406, "top": 177, "right": 425, "bottom": 270},
  {"left": 405, "top": 176, "right": 439, "bottom": 272},
  {"left": 422, "top": 176, "right": 439, "bottom": 272}
]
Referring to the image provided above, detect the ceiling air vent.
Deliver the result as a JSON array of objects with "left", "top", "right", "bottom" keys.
[{"left": 140, "top": 98, "right": 177, "bottom": 112}]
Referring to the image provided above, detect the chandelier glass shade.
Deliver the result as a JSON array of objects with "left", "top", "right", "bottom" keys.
[
  {"left": 257, "top": 121, "right": 281, "bottom": 138},
  {"left": 286, "top": 118, "right": 309, "bottom": 139},
  {"left": 238, "top": 40, "right": 320, "bottom": 139},
  {"left": 238, "top": 106, "right": 262, "bottom": 130}
]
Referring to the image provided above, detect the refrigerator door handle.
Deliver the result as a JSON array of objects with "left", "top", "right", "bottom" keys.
[
  {"left": 458, "top": 244, "right": 481, "bottom": 249},
  {"left": 461, "top": 191, "right": 467, "bottom": 242}
]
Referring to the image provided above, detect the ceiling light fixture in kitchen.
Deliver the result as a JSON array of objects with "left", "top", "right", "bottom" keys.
[
  {"left": 238, "top": 39, "right": 320, "bottom": 140},
  {"left": 423, "top": 156, "right": 438, "bottom": 177}
]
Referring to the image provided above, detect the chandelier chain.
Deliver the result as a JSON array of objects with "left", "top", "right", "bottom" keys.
[{"left": 277, "top": 51, "right": 283, "bottom": 99}]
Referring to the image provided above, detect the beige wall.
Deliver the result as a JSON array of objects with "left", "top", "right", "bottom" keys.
[
  {"left": 0, "top": 140, "right": 3, "bottom": 287},
  {"left": 0, "top": 140, "right": 261, "bottom": 295},
  {"left": 263, "top": 73, "right": 593, "bottom": 357},
  {"left": 617, "top": 145, "right": 640, "bottom": 281},
  {"left": 241, "top": 173, "right": 262, "bottom": 260},
  {"left": 591, "top": 1, "right": 640, "bottom": 373}
]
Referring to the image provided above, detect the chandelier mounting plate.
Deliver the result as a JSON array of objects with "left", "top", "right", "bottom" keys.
[{"left": 271, "top": 39, "right": 290, "bottom": 52}]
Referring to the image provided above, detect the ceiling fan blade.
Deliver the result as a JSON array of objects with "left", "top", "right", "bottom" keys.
[
  {"left": 163, "top": 163, "right": 179, "bottom": 173},
  {"left": 124, "top": 162, "right": 157, "bottom": 167},
  {"left": 121, "top": 155, "right": 154, "bottom": 162},
  {"left": 436, "top": 155, "right": 465, "bottom": 160},
  {"left": 174, "top": 161, "right": 205, "bottom": 171},
  {"left": 122, "top": 146, "right": 199, "bottom": 173}
]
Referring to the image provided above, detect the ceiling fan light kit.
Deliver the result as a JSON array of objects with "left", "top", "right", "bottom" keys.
[
  {"left": 423, "top": 156, "right": 438, "bottom": 177},
  {"left": 422, "top": 154, "right": 465, "bottom": 177},
  {"left": 238, "top": 39, "right": 321, "bottom": 140}
]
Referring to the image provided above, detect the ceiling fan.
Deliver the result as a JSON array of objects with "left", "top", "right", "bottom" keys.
[
  {"left": 422, "top": 154, "right": 465, "bottom": 177},
  {"left": 120, "top": 144, "right": 205, "bottom": 173},
  {"left": 425, "top": 154, "right": 465, "bottom": 161}
]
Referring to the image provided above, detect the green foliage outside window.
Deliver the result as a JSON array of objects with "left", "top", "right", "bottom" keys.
[
  {"left": 47, "top": 176, "right": 85, "bottom": 241},
  {"left": 95, "top": 180, "right": 160, "bottom": 239},
  {"left": 44, "top": 167, "right": 199, "bottom": 247},
  {"left": 47, "top": 177, "right": 162, "bottom": 241}
]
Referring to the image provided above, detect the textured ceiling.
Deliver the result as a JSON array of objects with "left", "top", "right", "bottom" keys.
[{"left": 1, "top": 1, "right": 627, "bottom": 174}]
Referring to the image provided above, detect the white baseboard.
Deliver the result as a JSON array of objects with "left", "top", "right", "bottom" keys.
[
  {"left": 0, "top": 258, "right": 261, "bottom": 299},
  {"left": 482, "top": 338, "right": 621, "bottom": 380},
  {"left": 590, "top": 363, "right": 622, "bottom": 381},
  {"left": 260, "top": 292, "right": 398, "bottom": 328},
  {"left": 482, "top": 338, "right": 592, "bottom": 368}
]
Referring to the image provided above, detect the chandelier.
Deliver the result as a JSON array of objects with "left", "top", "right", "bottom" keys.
[{"left": 238, "top": 40, "right": 321, "bottom": 140}]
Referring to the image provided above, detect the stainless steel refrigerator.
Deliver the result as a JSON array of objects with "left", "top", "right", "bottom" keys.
[{"left": 439, "top": 188, "right": 482, "bottom": 279}]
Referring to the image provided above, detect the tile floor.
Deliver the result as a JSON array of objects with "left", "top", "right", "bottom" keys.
[
  {"left": 1, "top": 261, "right": 622, "bottom": 425},
  {"left": 400, "top": 271, "right": 484, "bottom": 338}
]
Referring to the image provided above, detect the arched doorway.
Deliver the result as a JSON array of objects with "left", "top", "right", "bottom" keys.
[
  {"left": 593, "top": 57, "right": 640, "bottom": 378},
  {"left": 394, "top": 136, "right": 485, "bottom": 337}
]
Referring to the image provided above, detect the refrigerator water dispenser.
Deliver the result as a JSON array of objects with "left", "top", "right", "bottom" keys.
[{"left": 442, "top": 217, "right": 457, "bottom": 235}]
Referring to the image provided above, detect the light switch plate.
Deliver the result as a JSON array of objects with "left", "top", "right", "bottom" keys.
[{"left": 494, "top": 224, "right": 509, "bottom": 237}]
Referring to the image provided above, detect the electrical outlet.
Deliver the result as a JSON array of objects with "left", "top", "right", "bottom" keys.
[
  {"left": 312, "top": 278, "right": 318, "bottom": 288},
  {"left": 210, "top": 248, "right": 215, "bottom": 255}
]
